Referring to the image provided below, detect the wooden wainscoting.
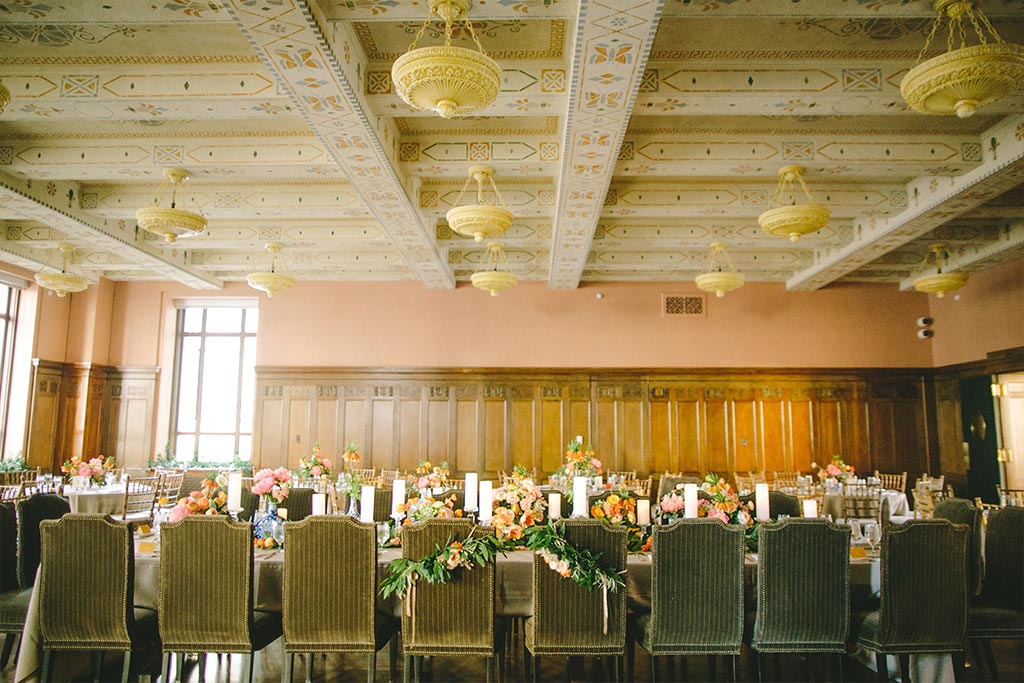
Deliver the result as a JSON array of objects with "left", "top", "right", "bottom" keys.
[{"left": 253, "top": 367, "right": 934, "bottom": 478}]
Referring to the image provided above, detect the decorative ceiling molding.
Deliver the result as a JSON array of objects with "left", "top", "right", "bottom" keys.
[
  {"left": 223, "top": 0, "right": 453, "bottom": 288},
  {"left": 898, "top": 219, "right": 1024, "bottom": 290},
  {"left": 788, "top": 114, "right": 1024, "bottom": 291}
]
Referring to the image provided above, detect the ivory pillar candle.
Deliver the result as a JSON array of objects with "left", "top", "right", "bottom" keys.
[
  {"left": 572, "top": 477, "right": 588, "bottom": 517},
  {"left": 802, "top": 499, "right": 818, "bottom": 518},
  {"left": 637, "top": 498, "right": 651, "bottom": 526},
  {"left": 360, "top": 485, "right": 375, "bottom": 524},
  {"left": 311, "top": 493, "right": 327, "bottom": 516},
  {"left": 391, "top": 478, "right": 406, "bottom": 519},
  {"left": 465, "top": 472, "right": 479, "bottom": 511},
  {"left": 684, "top": 484, "right": 698, "bottom": 518},
  {"left": 479, "top": 481, "right": 493, "bottom": 522},
  {"left": 755, "top": 483, "right": 770, "bottom": 522},
  {"left": 548, "top": 492, "right": 562, "bottom": 520},
  {"left": 227, "top": 471, "right": 242, "bottom": 511}
]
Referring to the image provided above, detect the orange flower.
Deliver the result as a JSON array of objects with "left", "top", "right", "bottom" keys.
[{"left": 591, "top": 505, "right": 605, "bottom": 518}]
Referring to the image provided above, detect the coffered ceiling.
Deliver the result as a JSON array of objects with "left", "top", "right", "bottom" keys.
[{"left": 1, "top": 0, "right": 1022, "bottom": 293}]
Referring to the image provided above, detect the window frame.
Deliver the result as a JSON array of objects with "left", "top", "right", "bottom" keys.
[{"left": 0, "top": 284, "right": 20, "bottom": 456}]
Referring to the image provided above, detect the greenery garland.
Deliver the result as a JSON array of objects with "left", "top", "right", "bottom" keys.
[
  {"left": 524, "top": 522, "right": 626, "bottom": 592},
  {"left": 379, "top": 532, "right": 505, "bottom": 599}
]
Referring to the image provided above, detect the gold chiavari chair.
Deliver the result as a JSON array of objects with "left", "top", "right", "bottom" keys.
[
  {"left": 378, "top": 469, "right": 401, "bottom": 486},
  {"left": 999, "top": 488, "right": 1024, "bottom": 506},
  {"left": 2, "top": 469, "right": 40, "bottom": 487},
  {"left": 734, "top": 473, "right": 754, "bottom": 495},
  {"left": 772, "top": 471, "right": 799, "bottom": 491},
  {"left": 155, "top": 468, "right": 185, "bottom": 509},
  {"left": 749, "top": 471, "right": 767, "bottom": 484},
  {"left": 842, "top": 484, "right": 882, "bottom": 521},
  {"left": 122, "top": 474, "right": 162, "bottom": 527},
  {"left": 608, "top": 469, "right": 637, "bottom": 483},
  {"left": 0, "top": 484, "right": 22, "bottom": 504},
  {"left": 446, "top": 478, "right": 465, "bottom": 490},
  {"left": 623, "top": 477, "right": 652, "bottom": 498},
  {"left": 874, "top": 470, "right": 907, "bottom": 493}
]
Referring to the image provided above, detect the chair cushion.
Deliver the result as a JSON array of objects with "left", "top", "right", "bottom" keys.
[
  {"left": 629, "top": 612, "right": 741, "bottom": 656},
  {"left": 251, "top": 610, "right": 283, "bottom": 652},
  {"left": 0, "top": 588, "right": 32, "bottom": 631},
  {"left": 524, "top": 615, "right": 623, "bottom": 656},
  {"left": 857, "top": 609, "right": 964, "bottom": 654},
  {"left": 968, "top": 607, "right": 1024, "bottom": 639}
]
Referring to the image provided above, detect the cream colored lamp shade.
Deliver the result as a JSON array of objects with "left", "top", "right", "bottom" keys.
[
  {"left": 695, "top": 242, "right": 745, "bottom": 298},
  {"left": 471, "top": 241, "right": 518, "bottom": 297},
  {"left": 135, "top": 168, "right": 207, "bottom": 243},
  {"left": 758, "top": 165, "right": 830, "bottom": 243},
  {"left": 901, "top": 0, "right": 1024, "bottom": 118},
  {"left": 35, "top": 243, "right": 88, "bottom": 298},
  {"left": 247, "top": 243, "right": 295, "bottom": 298},
  {"left": 0, "top": 79, "right": 10, "bottom": 115},
  {"left": 913, "top": 243, "right": 968, "bottom": 298},
  {"left": 446, "top": 166, "right": 514, "bottom": 242},
  {"left": 391, "top": 0, "right": 501, "bottom": 118}
]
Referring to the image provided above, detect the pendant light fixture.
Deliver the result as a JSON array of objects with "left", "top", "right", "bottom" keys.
[
  {"left": 758, "top": 165, "right": 830, "bottom": 243},
  {"left": 446, "top": 165, "right": 514, "bottom": 243},
  {"left": 247, "top": 243, "right": 295, "bottom": 298},
  {"left": 135, "top": 168, "right": 207, "bottom": 244},
  {"left": 913, "top": 243, "right": 968, "bottom": 297},
  {"left": 471, "top": 242, "right": 518, "bottom": 297},
  {"left": 0, "top": 79, "right": 10, "bottom": 115},
  {"left": 901, "top": 0, "right": 1024, "bottom": 118},
  {"left": 695, "top": 242, "right": 745, "bottom": 298},
  {"left": 391, "top": 0, "right": 502, "bottom": 118},
  {"left": 35, "top": 243, "right": 88, "bottom": 297}
]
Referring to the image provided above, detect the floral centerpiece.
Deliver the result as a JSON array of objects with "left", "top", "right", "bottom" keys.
[
  {"left": 252, "top": 467, "right": 291, "bottom": 504},
  {"left": 411, "top": 460, "right": 450, "bottom": 493},
  {"left": 554, "top": 440, "right": 602, "bottom": 480},
  {"left": 701, "top": 473, "right": 758, "bottom": 550},
  {"left": 296, "top": 442, "right": 333, "bottom": 480},
  {"left": 61, "top": 454, "right": 116, "bottom": 487},
  {"left": 399, "top": 492, "right": 463, "bottom": 524},
  {"left": 813, "top": 455, "right": 855, "bottom": 484},
  {"left": 168, "top": 474, "right": 229, "bottom": 523},
  {"left": 591, "top": 491, "right": 649, "bottom": 551},
  {"left": 341, "top": 441, "right": 360, "bottom": 466},
  {"left": 492, "top": 466, "right": 545, "bottom": 541},
  {"left": 337, "top": 469, "right": 365, "bottom": 516}
]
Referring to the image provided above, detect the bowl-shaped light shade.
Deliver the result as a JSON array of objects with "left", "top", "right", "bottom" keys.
[
  {"left": 471, "top": 270, "right": 517, "bottom": 297},
  {"left": 901, "top": 43, "right": 1024, "bottom": 118},
  {"left": 391, "top": 45, "right": 501, "bottom": 118},
  {"left": 695, "top": 271, "right": 745, "bottom": 298},
  {"left": 758, "top": 204, "right": 830, "bottom": 243},
  {"left": 247, "top": 272, "right": 295, "bottom": 298},
  {"left": 35, "top": 272, "right": 88, "bottom": 298},
  {"left": 135, "top": 206, "right": 207, "bottom": 243},
  {"left": 913, "top": 272, "right": 968, "bottom": 298}
]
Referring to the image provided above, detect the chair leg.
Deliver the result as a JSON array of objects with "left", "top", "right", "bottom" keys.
[
  {"left": 486, "top": 655, "right": 495, "bottom": 683},
  {"left": 832, "top": 652, "right": 844, "bottom": 683},
  {"left": 898, "top": 654, "right": 910, "bottom": 683},
  {"left": 952, "top": 651, "right": 967, "bottom": 682},
  {"left": 874, "top": 653, "right": 888, "bottom": 683},
  {"left": 756, "top": 652, "right": 766, "bottom": 683},
  {"left": 390, "top": 636, "right": 399, "bottom": 683},
  {"left": 626, "top": 638, "right": 635, "bottom": 683},
  {"left": 652, "top": 654, "right": 660, "bottom": 683},
  {"left": 403, "top": 655, "right": 412, "bottom": 683},
  {"left": 522, "top": 645, "right": 530, "bottom": 682},
  {"left": 709, "top": 654, "right": 718, "bottom": 681},
  {"left": 368, "top": 651, "right": 377, "bottom": 683},
  {"left": 40, "top": 650, "right": 52, "bottom": 683},
  {"left": 0, "top": 633, "right": 17, "bottom": 669},
  {"left": 121, "top": 651, "right": 131, "bottom": 683},
  {"left": 967, "top": 639, "right": 985, "bottom": 673},
  {"left": 532, "top": 653, "right": 540, "bottom": 683},
  {"left": 414, "top": 655, "right": 422, "bottom": 683},
  {"left": 198, "top": 652, "right": 206, "bottom": 681},
  {"left": 730, "top": 654, "right": 739, "bottom": 683},
  {"left": 306, "top": 652, "right": 314, "bottom": 683},
  {"left": 93, "top": 650, "right": 104, "bottom": 683},
  {"left": 982, "top": 639, "right": 998, "bottom": 678},
  {"left": 283, "top": 653, "right": 294, "bottom": 683}
]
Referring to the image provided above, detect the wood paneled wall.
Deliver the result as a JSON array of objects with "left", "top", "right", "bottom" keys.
[{"left": 254, "top": 367, "right": 935, "bottom": 478}]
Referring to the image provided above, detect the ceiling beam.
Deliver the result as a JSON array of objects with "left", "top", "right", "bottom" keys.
[
  {"left": 223, "top": 0, "right": 453, "bottom": 288},
  {"left": 661, "top": 0, "right": 1022, "bottom": 18},
  {"left": 898, "top": 220, "right": 1024, "bottom": 291},
  {"left": 0, "top": 171, "right": 222, "bottom": 289},
  {"left": 548, "top": 0, "right": 664, "bottom": 289},
  {"left": 788, "top": 114, "right": 1024, "bottom": 291}
]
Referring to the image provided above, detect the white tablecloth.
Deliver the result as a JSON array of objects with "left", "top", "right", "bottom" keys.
[
  {"left": 64, "top": 484, "right": 126, "bottom": 515},
  {"left": 822, "top": 490, "right": 909, "bottom": 520}
]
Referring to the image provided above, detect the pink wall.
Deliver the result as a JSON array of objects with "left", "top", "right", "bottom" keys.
[
  {"left": 64, "top": 277, "right": 114, "bottom": 365},
  {"left": 929, "top": 256, "right": 1024, "bottom": 367}
]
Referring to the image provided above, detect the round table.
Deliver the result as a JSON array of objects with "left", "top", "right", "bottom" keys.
[{"left": 64, "top": 484, "right": 126, "bottom": 515}]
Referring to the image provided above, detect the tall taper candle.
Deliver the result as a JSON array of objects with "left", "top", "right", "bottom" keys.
[
  {"left": 391, "top": 478, "right": 405, "bottom": 519},
  {"left": 684, "top": 484, "right": 698, "bottom": 518},
  {"left": 755, "top": 483, "right": 770, "bottom": 522},
  {"left": 548, "top": 492, "right": 562, "bottom": 520},
  {"left": 637, "top": 498, "right": 651, "bottom": 526},
  {"left": 802, "top": 499, "right": 818, "bottom": 518},
  {"left": 360, "top": 485, "right": 375, "bottom": 524},
  {"left": 227, "top": 471, "right": 242, "bottom": 511},
  {"left": 572, "top": 477, "right": 588, "bottom": 517},
  {"left": 311, "top": 493, "right": 326, "bottom": 516},
  {"left": 465, "top": 472, "right": 479, "bottom": 511},
  {"left": 479, "top": 481, "right": 493, "bottom": 522}
]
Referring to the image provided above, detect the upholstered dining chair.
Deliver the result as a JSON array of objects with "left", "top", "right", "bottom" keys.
[
  {"left": 16, "top": 494, "right": 70, "bottom": 588},
  {"left": 159, "top": 515, "right": 282, "bottom": 683},
  {"left": 372, "top": 488, "right": 394, "bottom": 522},
  {"left": 281, "top": 487, "right": 313, "bottom": 521},
  {"left": 401, "top": 518, "right": 502, "bottom": 683},
  {"left": 629, "top": 519, "right": 745, "bottom": 682},
  {"left": 767, "top": 491, "right": 801, "bottom": 519},
  {"left": 853, "top": 519, "right": 969, "bottom": 683},
  {"left": 655, "top": 474, "right": 700, "bottom": 500},
  {"left": 38, "top": 514, "right": 160, "bottom": 683},
  {"left": 965, "top": 505, "right": 1024, "bottom": 679},
  {"left": 525, "top": 519, "right": 628, "bottom": 683},
  {"left": 239, "top": 489, "right": 260, "bottom": 523},
  {"left": 933, "top": 498, "right": 983, "bottom": 596},
  {"left": 751, "top": 518, "right": 850, "bottom": 682},
  {"left": 283, "top": 516, "right": 398, "bottom": 683},
  {"left": 0, "top": 502, "right": 31, "bottom": 670}
]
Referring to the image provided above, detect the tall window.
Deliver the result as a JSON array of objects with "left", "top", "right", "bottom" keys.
[
  {"left": 0, "top": 284, "right": 20, "bottom": 456},
  {"left": 171, "top": 305, "right": 257, "bottom": 462}
]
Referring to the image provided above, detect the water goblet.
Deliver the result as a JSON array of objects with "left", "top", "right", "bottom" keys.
[
  {"left": 848, "top": 519, "right": 862, "bottom": 544},
  {"left": 377, "top": 522, "right": 391, "bottom": 548},
  {"left": 863, "top": 521, "right": 881, "bottom": 556}
]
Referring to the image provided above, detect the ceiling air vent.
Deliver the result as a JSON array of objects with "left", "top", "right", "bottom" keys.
[{"left": 662, "top": 294, "right": 705, "bottom": 318}]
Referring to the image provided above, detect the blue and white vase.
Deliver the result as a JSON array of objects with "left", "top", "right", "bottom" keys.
[{"left": 254, "top": 502, "right": 285, "bottom": 547}]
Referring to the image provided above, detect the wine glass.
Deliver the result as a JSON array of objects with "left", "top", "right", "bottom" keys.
[
  {"left": 848, "top": 519, "right": 862, "bottom": 544},
  {"left": 863, "top": 521, "right": 881, "bottom": 556},
  {"left": 377, "top": 522, "right": 391, "bottom": 548}
]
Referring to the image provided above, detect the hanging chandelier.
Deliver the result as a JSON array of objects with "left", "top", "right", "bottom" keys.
[
  {"left": 135, "top": 168, "right": 207, "bottom": 244},
  {"left": 247, "top": 243, "right": 295, "bottom": 298},
  {"left": 35, "top": 243, "right": 88, "bottom": 298},
  {"left": 471, "top": 241, "right": 518, "bottom": 297},
  {"left": 758, "top": 165, "right": 830, "bottom": 243},
  {"left": 914, "top": 242, "right": 968, "bottom": 297},
  {"left": 391, "top": 0, "right": 502, "bottom": 118},
  {"left": 901, "top": 0, "right": 1024, "bottom": 118},
  {"left": 0, "top": 79, "right": 10, "bottom": 115},
  {"left": 695, "top": 242, "right": 745, "bottom": 298},
  {"left": 446, "top": 165, "right": 514, "bottom": 243}
]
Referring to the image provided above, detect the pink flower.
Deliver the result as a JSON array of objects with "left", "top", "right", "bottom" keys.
[
  {"left": 321, "top": 458, "right": 332, "bottom": 470},
  {"left": 591, "top": 458, "right": 602, "bottom": 471},
  {"left": 826, "top": 463, "right": 840, "bottom": 476},
  {"left": 168, "top": 501, "right": 188, "bottom": 523},
  {"left": 736, "top": 509, "right": 751, "bottom": 526},
  {"left": 708, "top": 508, "right": 729, "bottom": 523},
  {"left": 660, "top": 493, "right": 684, "bottom": 513},
  {"left": 310, "top": 465, "right": 322, "bottom": 477}
]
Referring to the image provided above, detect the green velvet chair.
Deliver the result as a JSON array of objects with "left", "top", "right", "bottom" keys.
[
  {"left": 281, "top": 487, "right": 313, "bottom": 521},
  {"left": 966, "top": 505, "right": 1024, "bottom": 678},
  {"left": 751, "top": 518, "right": 850, "bottom": 682},
  {"left": 933, "top": 498, "right": 983, "bottom": 596},
  {"left": 629, "top": 519, "right": 745, "bottom": 682},
  {"left": 0, "top": 502, "right": 31, "bottom": 670},
  {"left": 239, "top": 489, "right": 260, "bottom": 523},
  {"left": 282, "top": 516, "right": 398, "bottom": 683},
  {"left": 16, "top": 494, "right": 70, "bottom": 588},
  {"left": 159, "top": 515, "right": 282, "bottom": 683},
  {"left": 767, "top": 491, "right": 801, "bottom": 519},
  {"left": 854, "top": 519, "right": 969, "bottom": 682},
  {"left": 38, "top": 514, "right": 160, "bottom": 683},
  {"left": 401, "top": 518, "right": 502, "bottom": 683},
  {"left": 524, "top": 519, "right": 628, "bottom": 683},
  {"left": 373, "top": 488, "right": 395, "bottom": 522}
]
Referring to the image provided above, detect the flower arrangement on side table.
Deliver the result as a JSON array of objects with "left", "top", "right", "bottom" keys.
[
  {"left": 813, "top": 455, "right": 855, "bottom": 485},
  {"left": 168, "top": 474, "right": 229, "bottom": 523},
  {"left": 412, "top": 460, "right": 450, "bottom": 493},
  {"left": 492, "top": 466, "right": 545, "bottom": 542},
  {"left": 61, "top": 454, "right": 116, "bottom": 487},
  {"left": 402, "top": 493, "right": 463, "bottom": 524},
  {"left": 296, "top": 442, "right": 332, "bottom": 480}
]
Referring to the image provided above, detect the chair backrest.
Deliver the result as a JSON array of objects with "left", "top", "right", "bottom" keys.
[
  {"left": 978, "top": 506, "right": 1023, "bottom": 611},
  {"left": 649, "top": 520, "right": 744, "bottom": 654},
  {"left": 432, "top": 488, "right": 463, "bottom": 514},
  {"left": 373, "top": 488, "right": 394, "bottom": 522},
  {"left": 734, "top": 473, "right": 753, "bottom": 494},
  {"left": 608, "top": 470, "right": 636, "bottom": 483},
  {"left": 0, "top": 502, "right": 17, "bottom": 593},
  {"left": 239, "top": 490, "right": 260, "bottom": 522},
  {"left": 531, "top": 519, "right": 628, "bottom": 653},
  {"left": 39, "top": 514, "right": 136, "bottom": 650},
  {"left": 873, "top": 520, "right": 969, "bottom": 652},
  {"left": 378, "top": 469, "right": 401, "bottom": 486},
  {"left": 122, "top": 474, "right": 162, "bottom": 525},
  {"left": 767, "top": 491, "right": 801, "bottom": 519},
  {"left": 401, "top": 519, "right": 496, "bottom": 654},
  {"left": 16, "top": 493, "right": 70, "bottom": 588},
  {"left": 3, "top": 469, "right": 39, "bottom": 486},
  {"left": 159, "top": 515, "right": 255, "bottom": 651},
  {"left": 179, "top": 471, "right": 210, "bottom": 500},
  {"left": 913, "top": 482, "right": 936, "bottom": 518},
  {"left": 281, "top": 487, "right": 313, "bottom": 521},
  {"left": 350, "top": 468, "right": 377, "bottom": 483},
  {"left": 874, "top": 471, "right": 907, "bottom": 493},
  {"left": 624, "top": 477, "right": 652, "bottom": 498},
  {"left": 933, "top": 498, "right": 983, "bottom": 596},
  {"left": 772, "top": 471, "right": 799, "bottom": 490},
  {"left": 999, "top": 487, "right": 1024, "bottom": 506},
  {"left": 842, "top": 485, "right": 881, "bottom": 521},
  {"left": 283, "top": 516, "right": 382, "bottom": 651},
  {"left": 754, "top": 518, "right": 850, "bottom": 653},
  {"left": 0, "top": 484, "right": 22, "bottom": 504},
  {"left": 155, "top": 469, "right": 186, "bottom": 505}
]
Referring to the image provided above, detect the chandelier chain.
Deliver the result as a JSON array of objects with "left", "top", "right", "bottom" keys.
[
  {"left": 463, "top": 18, "right": 489, "bottom": 57},
  {"left": 917, "top": 12, "right": 944, "bottom": 63},
  {"left": 406, "top": 18, "right": 433, "bottom": 52},
  {"left": 453, "top": 175, "right": 474, "bottom": 207},
  {"left": 485, "top": 174, "right": 505, "bottom": 206}
]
